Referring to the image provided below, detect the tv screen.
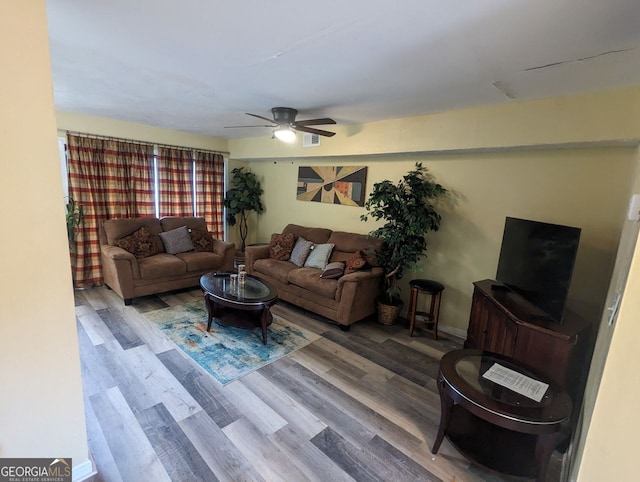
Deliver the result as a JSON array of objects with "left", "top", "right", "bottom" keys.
[{"left": 496, "top": 217, "right": 581, "bottom": 323}]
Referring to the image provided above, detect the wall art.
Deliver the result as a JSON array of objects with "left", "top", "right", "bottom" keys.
[{"left": 297, "top": 166, "right": 367, "bottom": 206}]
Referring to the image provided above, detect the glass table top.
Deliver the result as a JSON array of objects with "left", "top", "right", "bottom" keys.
[
  {"left": 200, "top": 273, "right": 276, "bottom": 303},
  {"left": 453, "top": 353, "right": 553, "bottom": 409},
  {"left": 439, "top": 349, "right": 572, "bottom": 431}
]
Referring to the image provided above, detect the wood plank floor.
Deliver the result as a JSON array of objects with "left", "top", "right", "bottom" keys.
[{"left": 76, "top": 286, "right": 564, "bottom": 482}]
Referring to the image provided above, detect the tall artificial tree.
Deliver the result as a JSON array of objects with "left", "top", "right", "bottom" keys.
[
  {"left": 361, "top": 162, "right": 447, "bottom": 305},
  {"left": 224, "top": 167, "right": 264, "bottom": 250}
]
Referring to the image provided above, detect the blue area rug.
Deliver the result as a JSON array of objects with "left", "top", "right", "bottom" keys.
[{"left": 145, "top": 300, "right": 319, "bottom": 385}]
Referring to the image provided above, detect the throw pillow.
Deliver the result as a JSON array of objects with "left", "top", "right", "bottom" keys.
[
  {"left": 290, "top": 237, "right": 314, "bottom": 267},
  {"left": 345, "top": 250, "right": 370, "bottom": 274},
  {"left": 189, "top": 228, "right": 214, "bottom": 252},
  {"left": 269, "top": 232, "right": 295, "bottom": 260},
  {"left": 115, "top": 226, "right": 159, "bottom": 259},
  {"left": 304, "top": 243, "right": 335, "bottom": 269},
  {"left": 159, "top": 225, "right": 195, "bottom": 254},
  {"left": 320, "top": 261, "right": 345, "bottom": 279}
]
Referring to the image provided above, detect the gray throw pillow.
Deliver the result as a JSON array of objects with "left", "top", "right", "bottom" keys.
[
  {"left": 159, "top": 225, "right": 195, "bottom": 254},
  {"left": 304, "top": 243, "right": 335, "bottom": 269},
  {"left": 290, "top": 237, "right": 314, "bottom": 267}
]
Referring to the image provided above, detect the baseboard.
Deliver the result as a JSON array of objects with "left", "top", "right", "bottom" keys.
[
  {"left": 407, "top": 313, "right": 467, "bottom": 342},
  {"left": 438, "top": 324, "right": 467, "bottom": 341},
  {"left": 72, "top": 458, "right": 96, "bottom": 482}
]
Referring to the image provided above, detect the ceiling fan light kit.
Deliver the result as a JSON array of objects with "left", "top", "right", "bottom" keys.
[
  {"left": 226, "top": 106, "right": 337, "bottom": 140},
  {"left": 274, "top": 127, "right": 296, "bottom": 143}
]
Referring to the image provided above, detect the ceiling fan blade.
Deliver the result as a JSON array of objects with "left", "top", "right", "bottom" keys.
[
  {"left": 224, "top": 124, "right": 274, "bottom": 128},
  {"left": 293, "top": 125, "right": 336, "bottom": 137},
  {"left": 294, "top": 118, "right": 336, "bottom": 127},
  {"left": 246, "top": 112, "right": 277, "bottom": 124}
]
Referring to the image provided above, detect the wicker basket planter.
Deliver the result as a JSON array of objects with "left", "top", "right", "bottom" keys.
[{"left": 376, "top": 299, "right": 403, "bottom": 326}]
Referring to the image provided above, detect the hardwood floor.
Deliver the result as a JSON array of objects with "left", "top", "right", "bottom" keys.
[{"left": 76, "top": 286, "right": 561, "bottom": 482}]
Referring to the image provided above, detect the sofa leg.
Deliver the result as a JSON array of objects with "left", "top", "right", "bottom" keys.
[
  {"left": 339, "top": 324, "right": 350, "bottom": 332},
  {"left": 124, "top": 298, "right": 133, "bottom": 306}
]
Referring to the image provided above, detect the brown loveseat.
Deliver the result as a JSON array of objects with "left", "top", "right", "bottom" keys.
[
  {"left": 244, "top": 224, "right": 384, "bottom": 329},
  {"left": 100, "top": 216, "right": 235, "bottom": 305}
]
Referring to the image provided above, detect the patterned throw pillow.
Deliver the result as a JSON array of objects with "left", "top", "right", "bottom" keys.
[
  {"left": 321, "top": 261, "right": 345, "bottom": 279},
  {"left": 345, "top": 250, "right": 370, "bottom": 274},
  {"left": 190, "top": 229, "right": 214, "bottom": 252},
  {"left": 159, "top": 226, "right": 195, "bottom": 254},
  {"left": 115, "top": 226, "right": 160, "bottom": 259},
  {"left": 290, "top": 237, "right": 314, "bottom": 267},
  {"left": 269, "top": 232, "right": 295, "bottom": 260},
  {"left": 304, "top": 243, "right": 335, "bottom": 269}
]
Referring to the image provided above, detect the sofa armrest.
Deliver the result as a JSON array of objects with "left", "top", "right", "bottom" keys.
[
  {"left": 211, "top": 239, "right": 236, "bottom": 271},
  {"left": 336, "top": 267, "right": 384, "bottom": 325},
  {"left": 244, "top": 245, "right": 271, "bottom": 274},
  {"left": 101, "top": 245, "right": 140, "bottom": 279},
  {"left": 101, "top": 244, "right": 136, "bottom": 262},
  {"left": 337, "top": 267, "right": 384, "bottom": 285},
  {"left": 100, "top": 245, "right": 140, "bottom": 300}
]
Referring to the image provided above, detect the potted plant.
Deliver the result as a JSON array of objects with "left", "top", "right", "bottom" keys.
[
  {"left": 65, "top": 196, "right": 84, "bottom": 252},
  {"left": 224, "top": 167, "right": 264, "bottom": 251},
  {"left": 361, "top": 162, "right": 446, "bottom": 325}
]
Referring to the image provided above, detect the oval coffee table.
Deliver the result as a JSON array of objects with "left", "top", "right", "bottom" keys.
[
  {"left": 432, "top": 349, "right": 572, "bottom": 481},
  {"left": 200, "top": 272, "right": 278, "bottom": 344}
]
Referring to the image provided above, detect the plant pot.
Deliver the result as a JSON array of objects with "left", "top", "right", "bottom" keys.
[{"left": 376, "top": 298, "right": 403, "bottom": 326}]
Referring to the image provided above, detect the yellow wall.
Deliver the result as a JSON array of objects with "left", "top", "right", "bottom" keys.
[
  {"left": 0, "top": 0, "right": 89, "bottom": 470},
  {"left": 230, "top": 86, "right": 640, "bottom": 159},
  {"left": 570, "top": 145, "right": 640, "bottom": 479},
  {"left": 57, "top": 111, "right": 229, "bottom": 153},
  {"left": 577, "top": 212, "right": 640, "bottom": 481},
  {"left": 246, "top": 147, "right": 634, "bottom": 333}
]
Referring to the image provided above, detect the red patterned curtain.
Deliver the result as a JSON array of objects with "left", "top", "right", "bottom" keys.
[
  {"left": 195, "top": 151, "right": 225, "bottom": 239},
  {"left": 157, "top": 147, "right": 194, "bottom": 217},
  {"left": 67, "top": 135, "right": 154, "bottom": 287}
]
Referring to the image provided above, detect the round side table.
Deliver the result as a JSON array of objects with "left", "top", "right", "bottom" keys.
[{"left": 432, "top": 349, "right": 572, "bottom": 481}]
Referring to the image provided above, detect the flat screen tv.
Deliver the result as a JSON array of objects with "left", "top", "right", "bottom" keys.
[{"left": 496, "top": 217, "right": 581, "bottom": 323}]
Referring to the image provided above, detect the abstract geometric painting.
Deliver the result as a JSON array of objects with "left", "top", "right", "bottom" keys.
[{"left": 297, "top": 166, "right": 367, "bottom": 207}]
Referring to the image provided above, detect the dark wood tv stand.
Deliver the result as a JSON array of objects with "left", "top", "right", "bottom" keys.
[{"left": 464, "top": 279, "right": 591, "bottom": 404}]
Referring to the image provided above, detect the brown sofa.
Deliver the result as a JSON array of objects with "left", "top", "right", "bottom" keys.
[
  {"left": 244, "top": 224, "right": 384, "bottom": 329},
  {"left": 100, "top": 216, "right": 235, "bottom": 305}
]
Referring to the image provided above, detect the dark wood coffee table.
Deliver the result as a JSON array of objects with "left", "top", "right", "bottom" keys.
[
  {"left": 200, "top": 272, "right": 278, "bottom": 344},
  {"left": 432, "top": 349, "right": 572, "bottom": 481}
]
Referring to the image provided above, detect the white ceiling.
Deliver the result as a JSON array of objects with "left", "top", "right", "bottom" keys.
[{"left": 46, "top": 0, "right": 640, "bottom": 139}]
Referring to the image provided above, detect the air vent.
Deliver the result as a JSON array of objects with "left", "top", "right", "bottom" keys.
[{"left": 303, "top": 133, "right": 320, "bottom": 147}]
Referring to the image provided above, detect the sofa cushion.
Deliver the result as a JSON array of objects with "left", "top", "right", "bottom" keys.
[
  {"left": 304, "top": 243, "right": 335, "bottom": 269},
  {"left": 283, "top": 224, "right": 332, "bottom": 244},
  {"left": 138, "top": 254, "right": 187, "bottom": 279},
  {"left": 254, "top": 258, "right": 297, "bottom": 284},
  {"left": 288, "top": 268, "right": 338, "bottom": 299},
  {"left": 345, "top": 250, "right": 370, "bottom": 274},
  {"left": 269, "top": 232, "right": 295, "bottom": 260},
  {"left": 176, "top": 251, "right": 224, "bottom": 272},
  {"left": 159, "top": 226, "right": 195, "bottom": 254},
  {"left": 327, "top": 231, "right": 381, "bottom": 253},
  {"left": 321, "top": 261, "right": 345, "bottom": 279},
  {"left": 103, "top": 217, "right": 163, "bottom": 246},
  {"left": 160, "top": 216, "right": 208, "bottom": 232},
  {"left": 290, "top": 237, "right": 314, "bottom": 267},
  {"left": 115, "top": 226, "right": 160, "bottom": 259},
  {"left": 327, "top": 231, "right": 382, "bottom": 266},
  {"left": 189, "top": 229, "right": 214, "bottom": 252}
]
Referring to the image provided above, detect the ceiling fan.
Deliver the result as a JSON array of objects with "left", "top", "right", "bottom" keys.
[{"left": 225, "top": 107, "right": 336, "bottom": 141}]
